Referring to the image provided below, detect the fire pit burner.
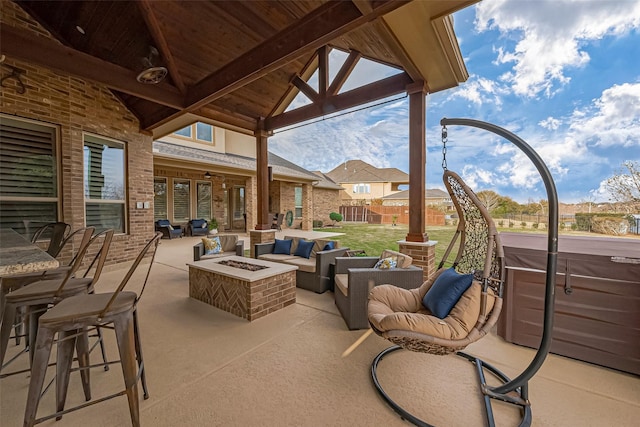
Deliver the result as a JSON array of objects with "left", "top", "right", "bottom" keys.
[{"left": 218, "top": 259, "right": 268, "bottom": 271}]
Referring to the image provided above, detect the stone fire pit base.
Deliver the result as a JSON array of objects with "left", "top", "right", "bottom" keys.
[{"left": 188, "top": 256, "right": 297, "bottom": 321}]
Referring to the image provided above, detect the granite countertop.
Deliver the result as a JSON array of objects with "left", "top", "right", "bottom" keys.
[{"left": 0, "top": 228, "right": 59, "bottom": 276}]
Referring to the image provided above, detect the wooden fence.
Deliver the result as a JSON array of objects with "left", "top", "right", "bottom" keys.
[{"left": 339, "top": 205, "right": 445, "bottom": 226}]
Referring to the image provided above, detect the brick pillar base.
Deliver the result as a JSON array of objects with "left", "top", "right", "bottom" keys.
[
  {"left": 398, "top": 240, "right": 437, "bottom": 283},
  {"left": 249, "top": 230, "right": 276, "bottom": 258}
]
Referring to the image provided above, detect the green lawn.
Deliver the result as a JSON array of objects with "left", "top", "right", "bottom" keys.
[
  {"left": 320, "top": 223, "right": 457, "bottom": 261},
  {"left": 319, "top": 222, "right": 637, "bottom": 262}
]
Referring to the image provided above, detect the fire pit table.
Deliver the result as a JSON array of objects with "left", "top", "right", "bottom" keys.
[{"left": 187, "top": 256, "right": 297, "bottom": 321}]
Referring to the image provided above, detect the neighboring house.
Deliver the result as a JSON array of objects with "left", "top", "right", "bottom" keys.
[
  {"left": 381, "top": 188, "right": 453, "bottom": 211},
  {"left": 153, "top": 124, "right": 340, "bottom": 231},
  {"left": 325, "top": 160, "right": 408, "bottom": 205}
]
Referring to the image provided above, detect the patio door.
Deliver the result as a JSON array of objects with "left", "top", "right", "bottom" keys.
[{"left": 228, "top": 186, "right": 245, "bottom": 231}]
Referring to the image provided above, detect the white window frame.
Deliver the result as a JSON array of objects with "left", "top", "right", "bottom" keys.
[
  {"left": 154, "top": 177, "right": 168, "bottom": 220},
  {"left": 353, "top": 183, "right": 370, "bottom": 194},
  {"left": 0, "top": 114, "right": 61, "bottom": 238},
  {"left": 172, "top": 122, "right": 215, "bottom": 144},
  {"left": 83, "top": 133, "right": 127, "bottom": 234}
]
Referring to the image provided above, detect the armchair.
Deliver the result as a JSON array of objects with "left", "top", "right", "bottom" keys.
[
  {"left": 155, "top": 219, "right": 183, "bottom": 239},
  {"left": 334, "top": 250, "right": 423, "bottom": 329},
  {"left": 187, "top": 218, "right": 209, "bottom": 236}
]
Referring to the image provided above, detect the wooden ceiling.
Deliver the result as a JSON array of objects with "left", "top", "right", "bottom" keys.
[{"left": 4, "top": 0, "right": 476, "bottom": 137}]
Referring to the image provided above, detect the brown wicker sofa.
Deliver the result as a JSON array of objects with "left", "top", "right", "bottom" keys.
[
  {"left": 254, "top": 236, "right": 348, "bottom": 293},
  {"left": 334, "top": 249, "right": 424, "bottom": 330},
  {"left": 193, "top": 234, "right": 245, "bottom": 261}
]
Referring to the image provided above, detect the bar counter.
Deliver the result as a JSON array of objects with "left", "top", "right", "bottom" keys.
[{"left": 0, "top": 228, "right": 59, "bottom": 276}]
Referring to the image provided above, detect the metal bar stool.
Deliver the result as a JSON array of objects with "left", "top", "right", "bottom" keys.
[{"left": 23, "top": 232, "right": 162, "bottom": 427}]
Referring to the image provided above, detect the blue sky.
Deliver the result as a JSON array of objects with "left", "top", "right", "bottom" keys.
[{"left": 270, "top": 0, "right": 640, "bottom": 204}]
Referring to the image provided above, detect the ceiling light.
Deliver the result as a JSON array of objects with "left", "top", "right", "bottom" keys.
[{"left": 204, "top": 171, "right": 212, "bottom": 179}]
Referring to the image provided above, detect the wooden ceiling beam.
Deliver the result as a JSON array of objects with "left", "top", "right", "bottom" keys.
[
  {"left": 264, "top": 72, "right": 411, "bottom": 131},
  {"left": 183, "top": 0, "right": 410, "bottom": 113},
  {"left": 137, "top": 0, "right": 187, "bottom": 94},
  {"left": 1, "top": 25, "right": 184, "bottom": 109},
  {"left": 327, "top": 50, "right": 361, "bottom": 96},
  {"left": 291, "top": 76, "right": 319, "bottom": 104},
  {"left": 269, "top": 51, "right": 320, "bottom": 118}
]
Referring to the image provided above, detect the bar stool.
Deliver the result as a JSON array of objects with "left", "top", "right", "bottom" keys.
[
  {"left": 0, "top": 228, "right": 112, "bottom": 372},
  {"left": 1, "top": 227, "right": 94, "bottom": 347},
  {"left": 23, "top": 232, "right": 162, "bottom": 427}
]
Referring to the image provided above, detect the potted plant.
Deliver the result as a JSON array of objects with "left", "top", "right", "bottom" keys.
[{"left": 208, "top": 217, "right": 218, "bottom": 234}]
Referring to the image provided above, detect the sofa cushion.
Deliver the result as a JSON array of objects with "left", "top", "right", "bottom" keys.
[
  {"left": 282, "top": 256, "right": 316, "bottom": 273},
  {"left": 202, "top": 236, "right": 222, "bottom": 255},
  {"left": 422, "top": 267, "right": 473, "bottom": 319},
  {"left": 217, "top": 234, "right": 238, "bottom": 252},
  {"left": 368, "top": 283, "right": 483, "bottom": 340},
  {"left": 258, "top": 253, "right": 297, "bottom": 262},
  {"left": 200, "top": 251, "right": 236, "bottom": 260},
  {"left": 334, "top": 273, "right": 348, "bottom": 296},
  {"left": 294, "top": 239, "right": 314, "bottom": 259},
  {"left": 273, "top": 239, "right": 292, "bottom": 255}
]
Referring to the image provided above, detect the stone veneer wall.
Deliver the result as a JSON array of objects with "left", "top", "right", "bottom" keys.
[{"left": 1, "top": 2, "right": 154, "bottom": 267}]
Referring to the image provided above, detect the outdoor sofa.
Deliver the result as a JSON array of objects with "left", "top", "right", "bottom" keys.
[
  {"left": 193, "top": 234, "right": 245, "bottom": 261},
  {"left": 254, "top": 236, "right": 348, "bottom": 293}
]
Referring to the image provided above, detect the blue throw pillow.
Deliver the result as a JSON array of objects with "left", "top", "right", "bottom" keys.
[
  {"left": 273, "top": 239, "right": 292, "bottom": 255},
  {"left": 294, "top": 239, "right": 315, "bottom": 259},
  {"left": 422, "top": 268, "right": 474, "bottom": 319},
  {"left": 323, "top": 241, "right": 335, "bottom": 251}
]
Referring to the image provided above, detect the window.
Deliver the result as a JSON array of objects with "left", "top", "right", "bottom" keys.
[
  {"left": 0, "top": 115, "right": 59, "bottom": 238},
  {"left": 196, "top": 181, "right": 211, "bottom": 220},
  {"left": 84, "top": 134, "right": 126, "bottom": 233},
  {"left": 172, "top": 122, "right": 214, "bottom": 143},
  {"left": 353, "top": 183, "right": 370, "bottom": 194},
  {"left": 174, "top": 126, "right": 192, "bottom": 138},
  {"left": 173, "top": 179, "right": 190, "bottom": 222},
  {"left": 196, "top": 123, "right": 213, "bottom": 142},
  {"left": 154, "top": 177, "right": 167, "bottom": 220},
  {"left": 294, "top": 186, "right": 302, "bottom": 218}
]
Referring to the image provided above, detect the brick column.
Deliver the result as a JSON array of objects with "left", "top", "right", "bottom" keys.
[
  {"left": 302, "top": 183, "right": 312, "bottom": 230},
  {"left": 249, "top": 229, "right": 276, "bottom": 258},
  {"left": 398, "top": 240, "right": 437, "bottom": 283}
]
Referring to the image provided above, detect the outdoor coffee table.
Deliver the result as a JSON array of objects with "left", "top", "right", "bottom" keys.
[{"left": 187, "top": 256, "right": 297, "bottom": 321}]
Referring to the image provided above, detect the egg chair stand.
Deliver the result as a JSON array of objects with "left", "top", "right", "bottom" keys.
[{"left": 370, "top": 118, "right": 559, "bottom": 427}]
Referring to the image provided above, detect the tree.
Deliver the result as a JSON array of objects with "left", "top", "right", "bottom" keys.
[
  {"left": 604, "top": 161, "right": 640, "bottom": 210},
  {"left": 329, "top": 212, "right": 343, "bottom": 225},
  {"left": 476, "top": 190, "right": 501, "bottom": 213}
]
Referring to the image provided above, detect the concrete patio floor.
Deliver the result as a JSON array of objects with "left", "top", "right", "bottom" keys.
[{"left": 1, "top": 235, "right": 638, "bottom": 426}]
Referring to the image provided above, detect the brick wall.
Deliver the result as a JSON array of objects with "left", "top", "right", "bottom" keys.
[
  {"left": 313, "top": 188, "right": 340, "bottom": 226},
  {"left": 1, "top": 2, "right": 154, "bottom": 267}
]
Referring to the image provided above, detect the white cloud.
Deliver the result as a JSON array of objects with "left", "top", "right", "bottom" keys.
[
  {"left": 568, "top": 82, "right": 640, "bottom": 148},
  {"left": 447, "top": 75, "right": 506, "bottom": 106},
  {"left": 475, "top": 0, "right": 640, "bottom": 97},
  {"left": 539, "top": 117, "right": 561, "bottom": 130}
]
